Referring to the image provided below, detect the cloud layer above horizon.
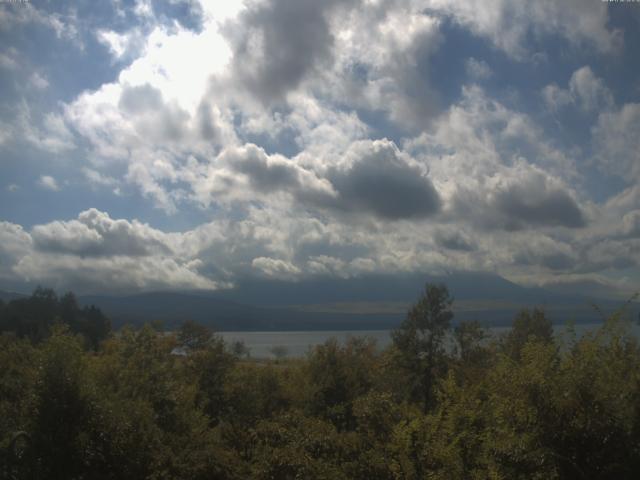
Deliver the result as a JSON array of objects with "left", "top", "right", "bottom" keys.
[{"left": 1, "top": 0, "right": 639, "bottom": 296}]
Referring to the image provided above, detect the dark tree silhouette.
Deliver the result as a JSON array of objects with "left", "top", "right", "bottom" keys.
[{"left": 392, "top": 283, "right": 453, "bottom": 411}]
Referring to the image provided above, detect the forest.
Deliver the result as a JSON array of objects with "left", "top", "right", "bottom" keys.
[{"left": 1, "top": 285, "right": 640, "bottom": 479}]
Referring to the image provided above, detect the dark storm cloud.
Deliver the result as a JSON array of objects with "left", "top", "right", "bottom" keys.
[
  {"left": 327, "top": 142, "right": 441, "bottom": 220},
  {"left": 228, "top": 0, "right": 357, "bottom": 103}
]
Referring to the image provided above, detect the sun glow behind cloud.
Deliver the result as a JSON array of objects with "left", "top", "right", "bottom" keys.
[{"left": 0, "top": 0, "right": 638, "bottom": 297}]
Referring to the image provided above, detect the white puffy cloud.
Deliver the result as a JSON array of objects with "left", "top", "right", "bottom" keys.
[
  {"left": 252, "top": 257, "right": 301, "bottom": 279},
  {"left": 407, "top": 85, "right": 582, "bottom": 219},
  {"left": 426, "top": 0, "right": 620, "bottom": 59},
  {"left": 321, "top": 1, "right": 442, "bottom": 128},
  {"left": 38, "top": 175, "right": 60, "bottom": 191},
  {"left": 55, "top": 0, "right": 613, "bottom": 221},
  {"left": 0, "top": 0, "right": 636, "bottom": 295},
  {"left": 29, "top": 72, "right": 49, "bottom": 90},
  {"left": 32, "top": 209, "right": 172, "bottom": 257},
  {"left": 0, "top": 211, "right": 219, "bottom": 293},
  {"left": 542, "top": 66, "right": 613, "bottom": 112},
  {"left": 15, "top": 255, "right": 219, "bottom": 293},
  {"left": 0, "top": 222, "right": 32, "bottom": 282}
]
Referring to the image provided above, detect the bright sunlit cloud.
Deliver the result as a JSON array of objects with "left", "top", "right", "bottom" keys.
[{"left": 0, "top": 0, "right": 638, "bottom": 296}]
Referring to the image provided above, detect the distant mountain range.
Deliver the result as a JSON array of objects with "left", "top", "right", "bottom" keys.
[{"left": 2, "top": 272, "right": 637, "bottom": 331}]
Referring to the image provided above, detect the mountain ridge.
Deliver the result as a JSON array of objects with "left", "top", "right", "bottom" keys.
[{"left": 2, "top": 272, "right": 635, "bottom": 331}]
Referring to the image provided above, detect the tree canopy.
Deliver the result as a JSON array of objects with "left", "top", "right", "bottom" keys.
[{"left": 2, "top": 285, "right": 640, "bottom": 479}]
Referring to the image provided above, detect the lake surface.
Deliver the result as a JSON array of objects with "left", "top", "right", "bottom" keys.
[{"left": 220, "top": 322, "right": 640, "bottom": 358}]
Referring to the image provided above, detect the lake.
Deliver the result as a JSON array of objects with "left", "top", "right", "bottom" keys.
[{"left": 219, "top": 322, "right": 640, "bottom": 358}]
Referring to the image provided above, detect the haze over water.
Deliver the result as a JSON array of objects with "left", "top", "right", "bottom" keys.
[{"left": 220, "top": 322, "right": 640, "bottom": 358}]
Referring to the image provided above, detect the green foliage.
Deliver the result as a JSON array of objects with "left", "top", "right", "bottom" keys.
[
  {"left": 0, "top": 287, "right": 110, "bottom": 349},
  {"left": 187, "top": 334, "right": 237, "bottom": 424},
  {"left": 249, "top": 412, "right": 352, "bottom": 480},
  {"left": 391, "top": 283, "right": 454, "bottom": 410},
  {"left": 0, "top": 335, "right": 38, "bottom": 478},
  {"left": 177, "top": 319, "right": 214, "bottom": 352},
  {"left": 503, "top": 308, "right": 554, "bottom": 360},
  {"left": 2, "top": 286, "right": 640, "bottom": 479},
  {"left": 225, "top": 363, "right": 289, "bottom": 424},
  {"left": 30, "top": 326, "right": 94, "bottom": 479},
  {"left": 305, "top": 337, "right": 378, "bottom": 431}
]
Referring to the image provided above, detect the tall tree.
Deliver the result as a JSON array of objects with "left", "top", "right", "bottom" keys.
[
  {"left": 178, "top": 320, "right": 214, "bottom": 352},
  {"left": 504, "top": 308, "right": 553, "bottom": 360},
  {"left": 392, "top": 283, "right": 454, "bottom": 411}
]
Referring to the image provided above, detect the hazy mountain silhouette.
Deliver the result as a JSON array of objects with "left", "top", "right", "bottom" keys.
[{"left": 2, "top": 272, "right": 634, "bottom": 331}]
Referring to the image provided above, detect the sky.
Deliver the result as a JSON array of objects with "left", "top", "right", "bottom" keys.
[{"left": 0, "top": 0, "right": 639, "bottom": 297}]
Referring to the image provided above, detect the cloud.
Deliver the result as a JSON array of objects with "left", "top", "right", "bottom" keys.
[
  {"left": 12, "top": 104, "right": 76, "bottom": 154},
  {"left": 82, "top": 168, "right": 120, "bottom": 192},
  {"left": 228, "top": 0, "right": 356, "bottom": 103},
  {"left": 0, "top": 222, "right": 32, "bottom": 282},
  {"left": 622, "top": 210, "right": 640, "bottom": 238},
  {"left": 326, "top": 140, "right": 441, "bottom": 220},
  {"left": 491, "top": 168, "right": 586, "bottom": 229},
  {"left": 568, "top": 66, "right": 613, "bottom": 111},
  {"left": 15, "top": 255, "right": 219, "bottom": 293},
  {"left": 1, "top": 0, "right": 638, "bottom": 294},
  {"left": 542, "top": 66, "right": 613, "bottom": 112},
  {"left": 61, "top": 16, "right": 240, "bottom": 212},
  {"left": 593, "top": 103, "right": 640, "bottom": 180},
  {"left": 450, "top": 165, "right": 588, "bottom": 232},
  {"left": 465, "top": 57, "right": 492, "bottom": 80},
  {"left": 434, "top": 228, "right": 476, "bottom": 251},
  {"left": 0, "top": 51, "right": 19, "bottom": 70},
  {"left": 0, "top": 212, "right": 219, "bottom": 293},
  {"left": 583, "top": 238, "right": 639, "bottom": 272},
  {"left": 427, "top": 0, "right": 621, "bottom": 59},
  {"left": 325, "top": 2, "right": 443, "bottom": 128},
  {"left": 511, "top": 235, "right": 578, "bottom": 271},
  {"left": 228, "top": 144, "right": 302, "bottom": 193},
  {"left": 29, "top": 72, "right": 49, "bottom": 90},
  {"left": 56, "top": 0, "right": 443, "bottom": 214},
  {"left": 97, "top": 29, "right": 128, "bottom": 58},
  {"left": 0, "top": 3, "right": 80, "bottom": 43},
  {"left": 406, "top": 85, "right": 583, "bottom": 229},
  {"left": 38, "top": 175, "right": 60, "bottom": 191},
  {"left": 252, "top": 256, "right": 301, "bottom": 279},
  {"left": 118, "top": 83, "right": 164, "bottom": 113},
  {"left": 31, "top": 209, "right": 172, "bottom": 257},
  {"left": 541, "top": 84, "right": 573, "bottom": 112}
]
